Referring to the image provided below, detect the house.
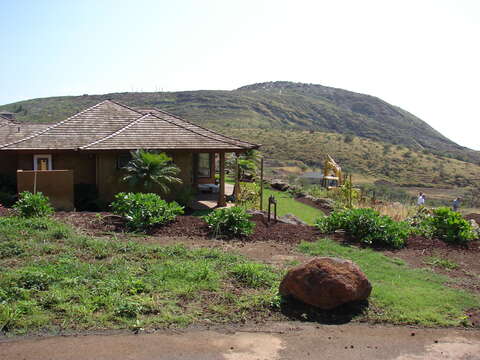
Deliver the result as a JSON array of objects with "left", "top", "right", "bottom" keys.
[{"left": 0, "top": 100, "right": 259, "bottom": 210}]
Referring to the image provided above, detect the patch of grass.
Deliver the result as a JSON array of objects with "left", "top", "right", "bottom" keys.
[
  {"left": 424, "top": 256, "right": 459, "bottom": 270},
  {"left": 225, "top": 176, "right": 323, "bottom": 225},
  {"left": 262, "top": 188, "right": 324, "bottom": 225},
  {"left": 298, "top": 238, "right": 479, "bottom": 326},
  {"left": 0, "top": 216, "right": 282, "bottom": 334}
]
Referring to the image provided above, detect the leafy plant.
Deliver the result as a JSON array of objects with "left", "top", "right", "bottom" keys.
[
  {"left": 110, "top": 192, "right": 184, "bottom": 232},
  {"left": 237, "top": 182, "right": 261, "bottom": 209},
  {"left": 202, "top": 206, "right": 255, "bottom": 238},
  {"left": 13, "top": 191, "right": 54, "bottom": 217},
  {"left": 424, "top": 256, "right": 459, "bottom": 270},
  {"left": 122, "top": 150, "right": 182, "bottom": 194},
  {"left": 175, "top": 187, "right": 196, "bottom": 208},
  {"left": 315, "top": 208, "right": 410, "bottom": 249},
  {"left": 428, "top": 207, "right": 475, "bottom": 244}
]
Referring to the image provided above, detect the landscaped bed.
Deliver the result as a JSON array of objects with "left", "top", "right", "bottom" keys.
[{"left": 54, "top": 212, "right": 321, "bottom": 244}]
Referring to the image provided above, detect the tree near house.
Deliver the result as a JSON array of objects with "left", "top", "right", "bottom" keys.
[{"left": 122, "top": 150, "right": 182, "bottom": 194}]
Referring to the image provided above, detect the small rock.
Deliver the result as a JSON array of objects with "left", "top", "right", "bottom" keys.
[
  {"left": 277, "top": 213, "right": 308, "bottom": 226},
  {"left": 270, "top": 179, "right": 290, "bottom": 191}
]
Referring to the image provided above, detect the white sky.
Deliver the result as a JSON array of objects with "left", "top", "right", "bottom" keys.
[{"left": 1, "top": 0, "right": 479, "bottom": 149}]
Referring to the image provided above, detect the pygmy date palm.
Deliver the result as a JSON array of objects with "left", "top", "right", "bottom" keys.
[{"left": 122, "top": 150, "right": 182, "bottom": 194}]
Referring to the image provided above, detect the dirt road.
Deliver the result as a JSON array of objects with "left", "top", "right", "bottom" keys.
[{"left": 2, "top": 322, "right": 479, "bottom": 360}]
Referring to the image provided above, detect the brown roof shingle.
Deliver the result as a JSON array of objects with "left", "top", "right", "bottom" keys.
[{"left": 0, "top": 100, "right": 259, "bottom": 151}]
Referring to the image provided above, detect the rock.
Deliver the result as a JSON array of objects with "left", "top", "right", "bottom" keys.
[
  {"left": 469, "top": 219, "right": 480, "bottom": 238},
  {"left": 246, "top": 210, "right": 268, "bottom": 223},
  {"left": 279, "top": 257, "right": 372, "bottom": 310},
  {"left": 270, "top": 179, "right": 290, "bottom": 191},
  {"left": 277, "top": 213, "right": 307, "bottom": 226}
]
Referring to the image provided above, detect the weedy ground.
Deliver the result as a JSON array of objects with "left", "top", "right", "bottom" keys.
[
  {"left": 0, "top": 217, "right": 282, "bottom": 335},
  {"left": 0, "top": 216, "right": 478, "bottom": 335}
]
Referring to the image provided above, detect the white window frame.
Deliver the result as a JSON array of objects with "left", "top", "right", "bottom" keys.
[{"left": 33, "top": 154, "right": 52, "bottom": 171}]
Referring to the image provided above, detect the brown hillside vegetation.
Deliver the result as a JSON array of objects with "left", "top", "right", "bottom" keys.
[{"left": 226, "top": 128, "right": 480, "bottom": 188}]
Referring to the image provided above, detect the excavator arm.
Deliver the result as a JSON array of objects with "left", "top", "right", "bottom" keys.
[{"left": 322, "top": 155, "right": 343, "bottom": 188}]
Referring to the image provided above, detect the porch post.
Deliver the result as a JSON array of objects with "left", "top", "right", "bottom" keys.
[
  {"left": 234, "top": 154, "right": 240, "bottom": 201},
  {"left": 217, "top": 152, "right": 226, "bottom": 207}
]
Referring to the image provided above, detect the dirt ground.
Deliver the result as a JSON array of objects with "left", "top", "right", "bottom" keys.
[{"left": 1, "top": 322, "right": 479, "bottom": 360}]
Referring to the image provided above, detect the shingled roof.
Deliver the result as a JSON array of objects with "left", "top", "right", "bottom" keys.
[{"left": 0, "top": 100, "right": 259, "bottom": 151}]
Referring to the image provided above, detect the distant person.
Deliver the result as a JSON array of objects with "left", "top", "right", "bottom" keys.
[
  {"left": 417, "top": 192, "right": 425, "bottom": 206},
  {"left": 452, "top": 197, "right": 461, "bottom": 212}
]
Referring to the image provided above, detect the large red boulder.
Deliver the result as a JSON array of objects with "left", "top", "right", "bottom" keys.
[{"left": 279, "top": 257, "right": 372, "bottom": 310}]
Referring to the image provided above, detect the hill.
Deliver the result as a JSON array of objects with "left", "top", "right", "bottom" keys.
[{"left": 1, "top": 81, "right": 479, "bottom": 189}]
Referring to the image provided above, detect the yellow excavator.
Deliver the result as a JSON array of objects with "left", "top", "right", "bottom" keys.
[{"left": 321, "top": 155, "right": 343, "bottom": 189}]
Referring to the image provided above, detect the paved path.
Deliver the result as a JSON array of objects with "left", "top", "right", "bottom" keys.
[{"left": 1, "top": 322, "right": 480, "bottom": 360}]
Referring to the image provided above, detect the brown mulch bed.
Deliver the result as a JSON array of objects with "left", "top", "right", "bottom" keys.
[
  {"left": 154, "top": 215, "right": 319, "bottom": 243},
  {"left": 55, "top": 212, "right": 321, "bottom": 244},
  {"left": 406, "top": 235, "right": 480, "bottom": 252},
  {"left": 295, "top": 197, "right": 332, "bottom": 215},
  {"left": 0, "top": 205, "right": 11, "bottom": 217},
  {"left": 465, "top": 213, "right": 480, "bottom": 223}
]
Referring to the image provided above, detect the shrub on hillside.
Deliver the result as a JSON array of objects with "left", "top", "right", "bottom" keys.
[
  {"left": 110, "top": 192, "right": 184, "bottom": 232},
  {"left": 428, "top": 207, "right": 475, "bottom": 244},
  {"left": 202, "top": 206, "right": 255, "bottom": 238},
  {"left": 13, "top": 192, "right": 54, "bottom": 218},
  {"left": 315, "top": 208, "right": 410, "bottom": 249}
]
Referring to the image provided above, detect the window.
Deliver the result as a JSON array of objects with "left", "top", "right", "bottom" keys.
[
  {"left": 197, "top": 153, "right": 211, "bottom": 178},
  {"left": 33, "top": 154, "right": 52, "bottom": 171},
  {"left": 117, "top": 153, "right": 132, "bottom": 169}
]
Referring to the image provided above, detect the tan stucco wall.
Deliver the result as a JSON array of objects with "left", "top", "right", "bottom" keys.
[
  {"left": 4, "top": 150, "right": 195, "bottom": 206},
  {"left": 96, "top": 151, "right": 194, "bottom": 204},
  {"left": 53, "top": 153, "right": 96, "bottom": 184},
  {"left": 16, "top": 152, "right": 95, "bottom": 184},
  {"left": 17, "top": 170, "right": 74, "bottom": 211}
]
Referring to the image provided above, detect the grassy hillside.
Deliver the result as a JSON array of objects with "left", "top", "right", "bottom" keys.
[
  {"left": 227, "top": 128, "right": 480, "bottom": 188},
  {"left": 1, "top": 81, "right": 479, "bottom": 188}
]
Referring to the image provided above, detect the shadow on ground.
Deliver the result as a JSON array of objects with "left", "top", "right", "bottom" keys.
[{"left": 280, "top": 296, "right": 369, "bottom": 325}]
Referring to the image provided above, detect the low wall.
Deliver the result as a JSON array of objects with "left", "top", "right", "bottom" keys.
[{"left": 17, "top": 170, "right": 74, "bottom": 211}]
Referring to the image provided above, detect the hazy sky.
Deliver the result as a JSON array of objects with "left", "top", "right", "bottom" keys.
[{"left": 1, "top": 0, "right": 479, "bottom": 149}]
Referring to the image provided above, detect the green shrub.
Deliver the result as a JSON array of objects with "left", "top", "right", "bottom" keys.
[
  {"left": 175, "top": 187, "right": 196, "bottom": 208},
  {"left": 110, "top": 192, "right": 184, "bottom": 232},
  {"left": 13, "top": 192, "right": 54, "bottom": 217},
  {"left": 237, "top": 182, "right": 261, "bottom": 209},
  {"left": 428, "top": 207, "right": 475, "bottom": 244},
  {"left": 202, "top": 206, "right": 255, "bottom": 238},
  {"left": 315, "top": 208, "right": 410, "bottom": 249}
]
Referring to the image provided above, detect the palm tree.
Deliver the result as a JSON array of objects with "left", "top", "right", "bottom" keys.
[{"left": 122, "top": 150, "right": 182, "bottom": 194}]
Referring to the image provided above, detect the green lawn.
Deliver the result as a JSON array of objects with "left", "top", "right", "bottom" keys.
[
  {"left": 225, "top": 177, "right": 325, "bottom": 224},
  {"left": 261, "top": 188, "right": 325, "bottom": 225},
  {"left": 298, "top": 239, "right": 479, "bottom": 326},
  {"left": 0, "top": 217, "right": 281, "bottom": 334}
]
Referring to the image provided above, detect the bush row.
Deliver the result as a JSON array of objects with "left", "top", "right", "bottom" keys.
[{"left": 316, "top": 206, "right": 476, "bottom": 248}]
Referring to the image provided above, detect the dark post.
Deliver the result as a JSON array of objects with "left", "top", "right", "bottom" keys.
[
  {"left": 260, "top": 157, "right": 264, "bottom": 211},
  {"left": 268, "top": 195, "right": 277, "bottom": 223}
]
